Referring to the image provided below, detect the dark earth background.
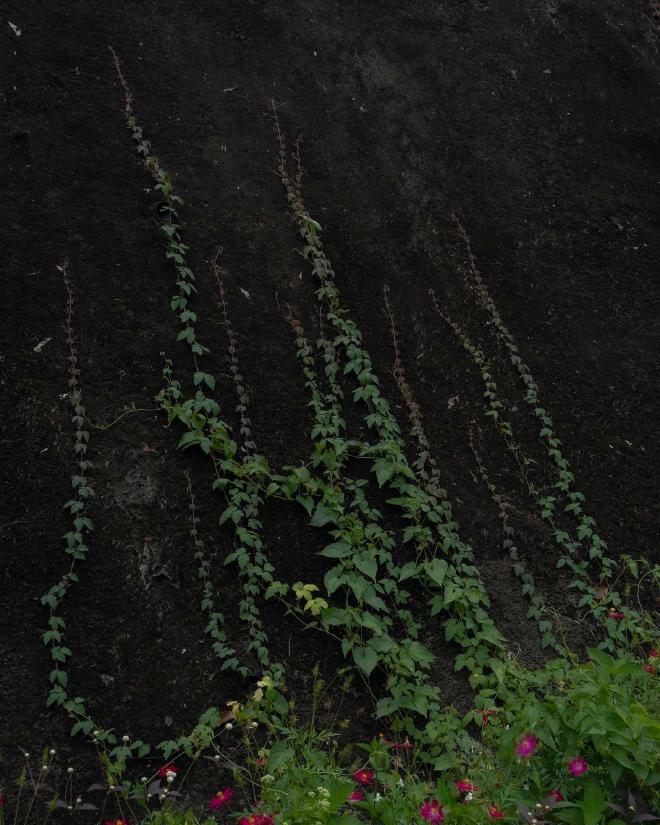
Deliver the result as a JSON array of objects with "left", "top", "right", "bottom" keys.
[{"left": 1, "top": 0, "right": 659, "bottom": 814}]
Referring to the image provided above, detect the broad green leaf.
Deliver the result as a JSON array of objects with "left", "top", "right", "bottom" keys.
[
  {"left": 319, "top": 542, "right": 352, "bottom": 559},
  {"left": 352, "top": 645, "right": 379, "bottom": 676}
]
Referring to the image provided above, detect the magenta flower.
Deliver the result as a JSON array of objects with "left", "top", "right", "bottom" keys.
[
  {"left": 348, "top": 789, "right": 364, "bottom": 802},
  {"left": 352, "top": 768, "right": 374, "bottom": 786},
  {"left": 488, "top": 805, "right": 505, "bottom": 819},
  {"left": 420, "top": 799, "right": 444, "bottom": 823},
  {"left": 455, "top": 779, "right": 479, "bottom": 792},
  {"left": 240, "top": 816, "right": 273, "bottom": 825},
  {"left": 209, "top": 787, "right": 234, "bottom": 809},
  {"left": 516, "top": 734, "right": 538, "bottom": 757},
  {"left": 481, "top": 709, "right": 497, "bottom": 725},
  {"left": 568, "top": 756, "right": 588, "bottom": 777},
  {"left": 649, "top": 649, "right": 658, "bottom": 658},
  {"left": 608, "top": 608, "right": 625, "bottom": 620}
]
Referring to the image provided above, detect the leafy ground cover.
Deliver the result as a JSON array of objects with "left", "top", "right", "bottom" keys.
[{"left": 2, "top": 1, "right": 659, "bottom": 823}]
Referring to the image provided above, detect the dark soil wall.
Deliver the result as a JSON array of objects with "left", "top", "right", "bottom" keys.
[{"left": 1, "top": 0, "right": 659, "bottom": 797}]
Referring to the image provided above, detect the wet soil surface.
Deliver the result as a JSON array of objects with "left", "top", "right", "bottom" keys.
[{"left": 1, "top": 0, "right": 659, "bottom": 814}]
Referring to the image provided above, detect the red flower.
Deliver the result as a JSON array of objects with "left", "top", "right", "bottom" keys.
[
  {"left": 547, "top": 789, "right": 564, "bottom": 803},
  {"left": 209, "top": 787, "right": 234, "bottom": 809},
  {"left": 516, "top": 735, "right": 538, "bottom": 757},
  {"left": 455, "top": 779, "right": 479, "bottom": 792},
  {"left": 568, "top": 756, "right": 588, "bottom": 777},
  {"left": 240, "top": 816, "right": 273, "bottom": 825},
  {"left": 489, "top": 805, "right": 505, "bottom": 819},
  {"left": 0, "top": 795, "right": 5, "bottom": 806},
  {"left": 348, "top": 789, "right": 364, "bottom": 802},
  {"left": 481, "top": 709, "right": 497, "bottom": 725},
  {"left": 420, "top": 799, "right": 444, "bottom": 823},
  {"left": 608, "top": 608, "right": 625, "bottom": 620},
  {"left": 643, "top": 664, "right": 655, "bottom": 673},
  {"left": 352, "top": 768, "right": 374, "bottom": 785},
  {"left": 105, "top": 820, "right": 128, "bottom": 825},
  {"left": 158, "top": 764, "right": 178, "bottom": 777}
]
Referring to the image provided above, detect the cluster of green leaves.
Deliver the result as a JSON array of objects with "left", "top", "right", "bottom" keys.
[
  {"left": 270, "top": 315, "right": 436, "bottom": 713},
  {"left": 494, "top": 649, "right": 660, "bottom": 793},
  {"left": 232, "top": 658, "right": 658, "bottom": 824}
]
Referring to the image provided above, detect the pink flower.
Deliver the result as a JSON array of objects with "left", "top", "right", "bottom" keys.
[
  {"left": 209, "top": 787, "right": 234, "bottom": 809},
  {"left": 516, "top": 734, "right": 538, "bottom": 757},
  {"left": 420, "top": 799, "right": 444, "bottom": 823},
  {"left": 489, "top": 806, "right": 505, "bottom": 819},
  {"left": 240, "top": 816, "right": 274, "bottom": 825},
  {"left": 568, "top": 756, "right": 589, "bottom": 777},
  {"left": 608, "top": 608, "right": 625, "bottom": 620},
  {"left": 158, "top": 763, "right": 178, "bottom": 777},
  {"left": 547, "top": 789, "right": 564, "bottom": 803},
  {"left": 352, "top": 768, "right": 374, "bottom": 785},
  {"left": 455, "top": 779, "right": 479, "bottom": 792},
  {"left": 348, "top": 789, "right": 364, "bottom": 802}
]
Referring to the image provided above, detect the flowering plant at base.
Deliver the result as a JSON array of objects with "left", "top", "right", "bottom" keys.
[
  {"left": 353, "top": 768, "right": 374, "bottom": 786},
  {"left": 567, "top": 756, "right": 588, "bottom": 777},
  {"left": 420, "top": 799, "right": 444, "bottom": 823},
  {"left": 515, "top": 735, "right": 538, "bottom": 758},
  {"left": 455, "top": 779, "right": 479, "bottom": 792},
  {"left": 209, "top": 787, "right": 234, "bottom": 809}
]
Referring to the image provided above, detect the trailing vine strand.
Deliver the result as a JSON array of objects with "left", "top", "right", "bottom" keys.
[{"left": 447, "top": 212, "right": 658, "bottom": 652}]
